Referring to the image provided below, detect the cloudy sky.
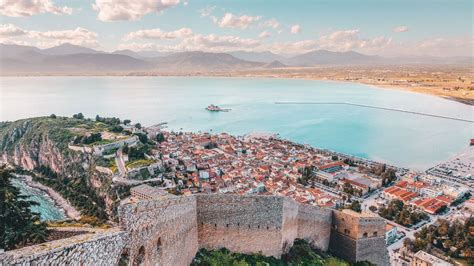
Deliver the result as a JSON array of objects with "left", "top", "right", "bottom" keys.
[{"left": 0, "top": 0, "right": 472, "bottom": 56}]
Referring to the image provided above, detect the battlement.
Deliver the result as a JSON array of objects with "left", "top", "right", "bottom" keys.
[{"left": 1, "top": 194, "right": 389, "bottom": 266}]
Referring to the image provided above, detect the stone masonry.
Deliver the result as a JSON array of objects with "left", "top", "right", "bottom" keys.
[
  {"left": 329, "top": 209, "right": 390, "bottom": 266},
  {"left": 1, "top": 195, "right": 389, "bottom": 266}
]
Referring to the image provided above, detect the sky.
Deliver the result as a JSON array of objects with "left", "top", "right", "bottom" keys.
[{"left": 0, "top": 0, "right": 472, "bottom": 56}]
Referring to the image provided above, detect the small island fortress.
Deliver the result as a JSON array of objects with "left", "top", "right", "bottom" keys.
[{"left": 0, "top": 187, "right": 389, "bottom": 266}]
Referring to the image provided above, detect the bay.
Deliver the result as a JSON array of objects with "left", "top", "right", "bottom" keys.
[{"left": 1, "top": 76, "right": 472, "bottom": 170}]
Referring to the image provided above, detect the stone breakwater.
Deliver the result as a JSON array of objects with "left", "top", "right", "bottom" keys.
[{"left": 0, "top": 194, "right": 389, "bottom": 266}]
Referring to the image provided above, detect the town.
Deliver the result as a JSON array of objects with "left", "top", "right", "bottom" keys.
[{"left": 67, "top": 116, "right": 473, "bottom": 266}]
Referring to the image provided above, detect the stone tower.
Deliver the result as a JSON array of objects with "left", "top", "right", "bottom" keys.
[{"left": 329, "top": 209, "right": 389, "bottom": 266}]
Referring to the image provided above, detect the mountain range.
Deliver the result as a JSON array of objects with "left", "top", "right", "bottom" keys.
[{"left": 0, "top": 43, "right": 471, "bottom": 75}]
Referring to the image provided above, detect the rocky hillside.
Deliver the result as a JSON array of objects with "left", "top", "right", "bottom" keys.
[{"left": 0, "top": 117, "right": 129, "bottom": 221}]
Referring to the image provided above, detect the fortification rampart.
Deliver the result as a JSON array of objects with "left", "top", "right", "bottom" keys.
[
  {"left": 1, "top": 194, "right": 388, "bottom": 266},
  {"left": 118, "top": 195, "right": 199, "bottom": 266},
  {"left": 0, "top": 228, "right": 128, "bottom": 266},
  {"left": 296, "top": 202, "right": 333, "bottom": 250}
]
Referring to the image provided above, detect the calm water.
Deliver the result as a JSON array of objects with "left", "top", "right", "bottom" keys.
[
  {"left": 1, "top": 76, "right": 472, "bottom": 170},
  {"left": 11, "top": 178, "right": 66, "bottom": 221}
]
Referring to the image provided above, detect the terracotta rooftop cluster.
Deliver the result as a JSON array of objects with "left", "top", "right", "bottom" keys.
[{"left": 157, "top": 131, "right": 341, "bottom": 207}]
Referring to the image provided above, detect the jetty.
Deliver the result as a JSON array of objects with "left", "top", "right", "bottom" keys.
[{"left": 275, "top": 101, "right": 474, "bottom": 123}]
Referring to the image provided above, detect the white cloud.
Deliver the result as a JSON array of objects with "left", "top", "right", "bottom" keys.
[
  {"left": 0, "top": 24, "right": 99, "bottom": 48},
  {"left": 215, "top": 13, "right": 261, "bottom": 29},
  {"left": 290, "top": 24, "right": 301, "bottom": 34},
  {"left": 393, "top": 26, "right": 409, "bottom": 33},
  {"left": 124, "top": 28, "right": 193, "bottom": 41},
  {"left": 262, "top": 18, "right": 280, "bottom": 29},
  {"left": 0, "top": 0, "right": 72, "bottom": 17},
  {"left": 265, "top": 40, "right": 317, "bottom": 54},
  {"left": 318, "top": 29, "right": 391, "bottom": 52},
  {"left": 180, "top": 34, "right": 260, "bottom": 51},
  {"left": 259, "top": 31, "right": 271, "bottom": 38},
  {"left": 199, "top": 5, "right": 215, "bottom": 17},
  {"left": 92, "top": 0, "right": 180, "bottom": 21},
  {"left": 0, "top": 24, "right": 27, "bottom": 37}
]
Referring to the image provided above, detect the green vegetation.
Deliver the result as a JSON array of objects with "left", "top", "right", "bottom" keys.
[
  {"left": 346, "top": 200, "right": 362, "bottom": 213},
  {"left": 0, "top": 167, "right": 48, "bottom": 250},
  {"left": 0, "top": 116, "right": 95, "bottom": 151},
  {"left": 342, "top": 183, "right": 363, "bottom": 197},
  {"left": 192, "top": 239, "right": 373, "bottom": 266},
  {"left": 95, "top": 115, "right": 121, "bottom": 126},
  {"left": 404, "top": 218, "right": 473, "bottom": 261},
  {"left": 124, "top": 144, "right": 150, "bottom": 161},
  {"left": 364, "top": 164, "right": 397, "bottom": 187},
  {"left": 35, "top": 166, "right": 108, "bottom": 222},
  {"left": 73, "top": 132, "right": 102, "bottom": 145},
  {"left": 96, "top": 157, "right": 115, "bottom": 168},
  {"left": 156, "top": 132, "right": 165, "bottom": 142},
  {"left": 379, "top": 200, "right": 429, "bottom": 227},
  {"left": 125, "top": 159, "right": 155, "bottom": 169}
]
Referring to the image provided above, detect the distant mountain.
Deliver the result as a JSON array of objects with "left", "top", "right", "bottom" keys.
[
  {"left": 112, "top": 50, "right": 145, "bottom": 59},
  {"left": 284, "top": 50, "right": 381, "bottom": 66},
  {"left": 41, "top": 43, "right": 101, "bottom": 56},
  {"left": 1, "top": 43, "right": 472, "bottom": 74},
  {"left": 228, "top": 50, "right": 286, "bottom": 63},
  {"left": 0, "top": 44, "right": 42, "bottom": 58},
  {"left": 152, "top": 51, "right": 263, "bottom": 71},
  {"left": 1, "top": 53, "right": 151, "bottom": 74},
  {"left": 263, "top": 60, "right": 287, "bottom": 68},
  {"left": 112, "top": 49, "right": 173, "bottom": 59}
]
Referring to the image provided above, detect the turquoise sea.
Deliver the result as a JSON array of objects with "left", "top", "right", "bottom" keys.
[
  {"left": 1, "top": 76, "right": 473, "bottom": 170},
  {"left": 10, "top": 178, "right": 66, "bottom": 221}
]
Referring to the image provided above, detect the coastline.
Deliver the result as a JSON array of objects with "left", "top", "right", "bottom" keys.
[
  {"left": 2, "top": 72, "right": 472, "bottom": 106},
  {"left": 18, "top": 174, "right": 81, "bottom": 220}
]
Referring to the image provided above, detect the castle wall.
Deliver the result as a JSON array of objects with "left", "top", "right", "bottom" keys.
[
  {"left": 281, "top": 198, "right": 299, "bottom": 253},
  {"left": 0, "top": 228, "right": 128, "bottom": 266},
  {"left": 329, "top": 210, "right": 389, "bottom": 266},
  {"left": 118, "top": 196, "right": 199, "bottom": 266},
  {"left": 2, "top": 194, "right": 389, "bottom": 266},
  {"left": 195, "top": 194, "right": 288, "bottom": 257},
  {"left": 296, "top": 203, "right": 333, "bottom": 250},
  {"left": 355, "top": 236, "right": 390, "bottom": 266}
]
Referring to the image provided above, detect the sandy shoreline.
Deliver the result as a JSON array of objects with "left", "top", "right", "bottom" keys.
[
  {"left": 2, "top": 72, "right": 471, "bottom": 106},
  {"left": 17, "top": 174, "right": 81, "bottom": 220}
]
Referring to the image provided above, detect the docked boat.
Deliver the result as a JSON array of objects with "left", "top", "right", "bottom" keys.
[{"left": 206, "top": 104, "right": 231, "bottom": 112}]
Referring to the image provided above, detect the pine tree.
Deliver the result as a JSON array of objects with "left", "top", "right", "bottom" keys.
[{"left": 0, "top": 167, "right": 48, "bottom": 250}]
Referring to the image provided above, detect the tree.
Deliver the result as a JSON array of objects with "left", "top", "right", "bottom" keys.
[
  {"left": 349, "top": 201, "right": 362, "bottom": 213},
  {"left": 156, "top": 133, "right": 165, "bottom": 143},
  {"left": 123, "top": 119, "right": 131, "bottom": 125},
  {"left": 73, "top": 113, "right": 84, "bottom": 119},
  {"left": 0, "top": 167, "right": 48, "bottom": 250},
  {"left": 135, "top": 123, "right": 142, "bottom": 129},
  {"left": 49, "top": 114, "right": 57, "bottom": 119}
]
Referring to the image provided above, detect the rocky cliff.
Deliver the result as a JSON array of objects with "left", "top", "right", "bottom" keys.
[{"left": 0, "top": 117, "right": 122, "bottom": 220}]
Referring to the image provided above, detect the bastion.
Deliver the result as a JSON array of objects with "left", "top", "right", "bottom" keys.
[{"left": 0, "top": 194, "right": 389, "bottom": 266}]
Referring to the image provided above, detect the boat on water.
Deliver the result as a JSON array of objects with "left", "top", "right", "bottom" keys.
[{"left": 206, "top": 104, "right": 231, "bottom": 112}]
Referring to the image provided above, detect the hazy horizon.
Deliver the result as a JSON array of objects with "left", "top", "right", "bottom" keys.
[{"left": 1, "top": 0, "right": 473, "bottom": 57}]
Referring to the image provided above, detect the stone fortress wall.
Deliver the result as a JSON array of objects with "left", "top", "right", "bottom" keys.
[
  {"left": 329, "top": 210, "right": 389, "bottom": 266},
  {"left": 0, "top": 228, "right": 129, "bottom": 265},
  {"left": 1, "top": 194, "right": 388, "bottom": 266},
  {"left": 118, "top": 195, "right": 199, "bottom": 266}
]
